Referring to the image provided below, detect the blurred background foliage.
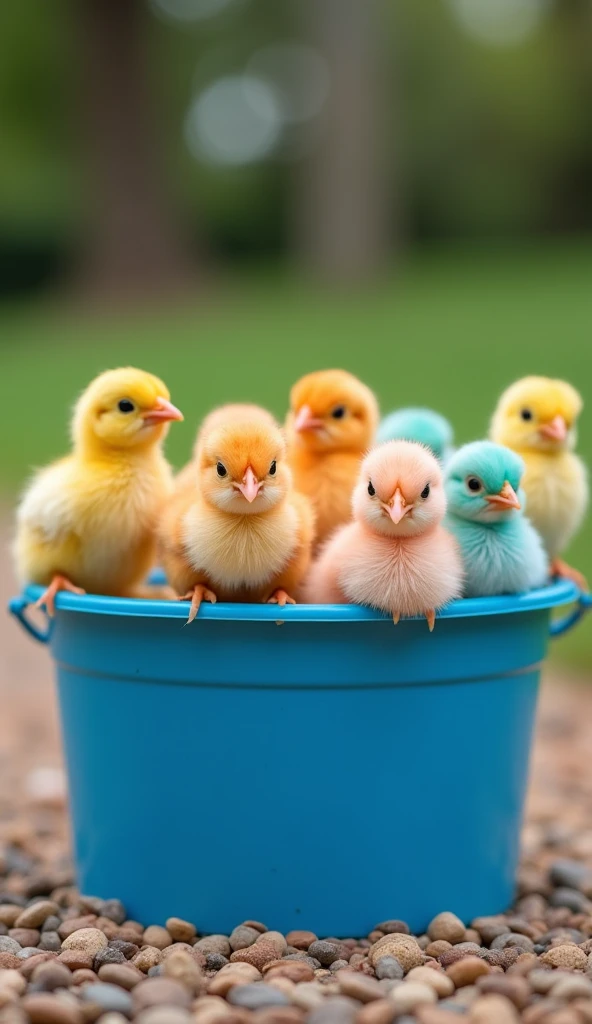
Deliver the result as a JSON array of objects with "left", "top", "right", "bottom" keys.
[{"left": 0, "top": 0, "right": 591, "bottom": 663}]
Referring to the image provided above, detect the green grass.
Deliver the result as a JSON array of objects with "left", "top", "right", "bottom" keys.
[{"left": 1, "top": 241, "right": 591, "bottom": 666}]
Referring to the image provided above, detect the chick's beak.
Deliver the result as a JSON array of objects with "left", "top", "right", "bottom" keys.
[
  {"left": 143, "top": 397, "right": 184, "bottom": 425},
  {"left": 237, "top": 466, "right": 261, "bottom": 503},
  {"left": 384, "top": 487, "right": 412, "bottom": 525},
  {"left": 539, "top": 415, "right": 568, "bottom": 442},
  {"left": 485, "top": 480, "right": 521, "bottom": 511},
  {"left": 294, "top": 405, "right": 324, "bottom": 432}
]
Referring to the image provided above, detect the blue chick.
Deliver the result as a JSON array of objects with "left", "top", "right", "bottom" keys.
[
  {"left": 377, "top": 407, "right": 454, "bottom": 463},
  {"left": 444, "top": 441, "right": 549, "bottom": 597}
]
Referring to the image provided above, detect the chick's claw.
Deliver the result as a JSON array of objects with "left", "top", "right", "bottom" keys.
[
  {"left": 425, "top": 609, "right": 436, "bottom": 632},
  {"left": 392, "top": 611, "right": 401, "bottom": 625},
  {"left": 180, "top": 584, "right": 217, "bottom": 624},
  {"left": 267, "top": 588, "right": 296, "bottom": 607},
  {"left": 34, "top": 575, "right": 85, "bottom": 617},
  {"left": 551, "top": 558, "right": 589, "bottom": 593}
]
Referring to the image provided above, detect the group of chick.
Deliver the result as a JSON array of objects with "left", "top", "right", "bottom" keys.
[{"left": 14, "top": 367, "right": 588, "bottom": 630}]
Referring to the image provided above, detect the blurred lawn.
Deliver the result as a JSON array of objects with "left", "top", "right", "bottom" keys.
[{"left": 1, "top": 242, "right": 590, "bottom": 666}]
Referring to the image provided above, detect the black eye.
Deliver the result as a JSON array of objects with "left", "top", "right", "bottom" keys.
[
  {"left": 331, "top": 406, "right": 346, "bottom": 419},
  {"left": 118, "top": 399, "right": 135, "bottom": 414},
  {"left": 467, "top": 477, "right": 482, "bottom": 492},
  {"left": 368, "top": 481, "right": 375, "bottom": 496},
  {"left": 521, "top": 408, "right": 533, "bottom": 421},
  {"left": 216, "top": 462, "right": 227, "bottom": 477},
  {"left": 421, "top": 484, "right": 430, "bottom": 500},
  {"left": 269, "top": 461, "right": 277, "bottom": 476}
]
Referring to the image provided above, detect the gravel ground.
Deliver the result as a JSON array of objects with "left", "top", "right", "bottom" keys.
[{"left": 3, "top": 517, "right": 592, "bottom": 1022}]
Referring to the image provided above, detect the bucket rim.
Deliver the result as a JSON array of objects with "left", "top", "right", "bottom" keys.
[{"left": 17, "top": 578, "right": 579, "bottom": 623}]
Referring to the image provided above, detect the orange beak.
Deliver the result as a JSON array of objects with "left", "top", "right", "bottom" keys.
[
  {"left": 485, "top": 480, "right": 521, "bottom": 511},
  {"left": 384, "top": 487, "right": 413, "bottom": 525},
  {"left": 237, "top": 466, "right": 261, "bottom": 503},
  {"left": 539, "top": 415, "right": 568, "bottom": 442},
  {"left": 143, "top": 397, "right": 184, "bottom": 425},
  {"left": 294, "top": 405, "right": 324, "bottom": 432}
]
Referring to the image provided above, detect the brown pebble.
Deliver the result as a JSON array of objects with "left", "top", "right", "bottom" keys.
[
  {"left": 264, "top": 962, "right": 315, "bottom": 983},
  {"left": 476, "top": 974, "right": 531, "bottom": 1009},
  {"left": 357, "top": 1000, "right": 397, "bottom": 1024},
  {"left": 552, "top": 975, "right": 592, "bottom": 1000},
  {"left": 0, "top": 953, "right": 20, "bottom": 970},
  {"left": 98, "top": 963, "right": 144, "bottom": 989},
  {"left": 241, "top": 921, "right": 268, "bottom": 933},
  {"left": 447, "top": 956, "right": 491, "bottom": 986},
  {"left": 20, "top": 952, "right": 59, "bottom": 978},
  {"left": 14, "top": 900, "right": 60, "bottom": 929},
  {"left": 428, "top": 913, "right": 466, "bottom": 944},
  {"left": 425, "top": 941, "right": 452, "bottom": 958},
  {"left": 541, "top": 945, "right": 588, "bottom": 970},
  {"left": 133, "top": 977, "right": 192, "bottom": 1011},
  {"left": 230, "top": 941, "right": 281, "bottom": 970},
  {"left": 207, "top": 963, "right": 262, "bottom": 996},
  {"left": 0, "top": 907, "right": 22, "bottom": 928},
  {"left": 62, "top": 927, "right": 108, "bottom": 957},
  {"left": 58, "top": 950, "right": 94, "bottom": 971},
  {"left": 282, "top": 929, "right": 315, "bottom": 950},
  {"left": 135, "top": 1009, "right": 193, "bottom": 1024},
  {"left": 369, "top": 934, "right": 422, "bottom": 971},
  {"left": 21, "top": 994, "right": 83, "bottom": 1024},
  {"left": 166, "top": 918, "right": 197, "bottom": 944},
  {"left": 390, "top": 981, "right": 437, "bottom": 1013},
  {"left": 337, "top": 971, "right": 383, "bottom": 1002},
  {"left": 407, "top": 965, "right": 455, "bottom": 997},
  {"left": 58, "top": 916, "right": 98, "bottom": 940},
  {"left": 142, "top": 926, "right": 172, "bottom": 950},
  {"left": 132, "top": 947, "right": 162, "bottom": 973},
  {"left": 251, "top": 1010, "right": 303, "bottom": 1024},
  {"left": 416, "top": 1008, "right": 470, "bottom": 1024},
  {"left": 162, "top": 950, "right": 204, "bottom": 993},
  {"left": 469, "top": 994, "right": 520, "bottom": 1023},
  {"left": 10, "top": 928, "right": 41, "bottom": 948},
  {"left": 72, "top": 969, "right": 98, "bottom": 985},
  {"left": 257, "top": 931, "right": 287, "bottom": 956}
]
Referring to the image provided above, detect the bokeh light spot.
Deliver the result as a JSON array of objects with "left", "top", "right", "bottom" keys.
[
  {"left": 447, "top": 0, "right": 549, "bottom": 47},
  {"left": 185, "top": 75, "right": 283, "bottom": 166}
]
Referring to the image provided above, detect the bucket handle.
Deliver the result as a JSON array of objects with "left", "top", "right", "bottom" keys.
[
  {"left": 8, "top": 595, "right": 53, "bottom": 645},
  {"left": 550, "top": 592, "right": 592, "bottom": 638}
]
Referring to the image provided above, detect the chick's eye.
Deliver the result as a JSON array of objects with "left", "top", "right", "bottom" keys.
[
  {"left": 520, "top": 408, "right": 533, "bottom": 422},
  {"left": 216, "top": 462, "right": 227, "bottom": 478},
  {"left": 269, "top": 460, "right": 277, "bottom": 476},
  {"left": 421, "top": 483, "right": 430, "bottom": 500},
  {"left": 331, "top": 405, "right": 346, "bottom": 419},
  {"left": 467, "top": 477, "right": 482, "bottom": 493},
  {"left": 368, "top": 481, "right": 375, "bottom": 496},
  {"left": 118, "top": 399, "right": 135, "bottom": 414}
]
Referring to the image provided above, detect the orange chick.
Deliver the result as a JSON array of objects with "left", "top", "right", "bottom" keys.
[
  {"left": 175, "top": 404, "right": 278, "bottom": 493},
  {"left": 14, "top": 368, "right": 183, "bottom": 613},
  {"left": 304, "top": 440, "right": 464, "bottom": 629},
  {"left": 286, "top": 369, "right": 379, "bottom": 547},
  {"left": 159, "top": 405, "right": 315, "bottom": 621}
]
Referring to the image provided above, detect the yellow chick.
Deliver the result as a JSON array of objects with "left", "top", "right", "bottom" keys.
[
  {"left": 286, "top": 369, "right": 379, "bottom": 547},
  {"left": 490, "top": 376, "right": 588, "bottom": 588},
  {"left": 14, "top": 367, "right": 183, "bottom": 613},
  {"left": 159, "top": 404, "right": 315, "bottom": 621}
]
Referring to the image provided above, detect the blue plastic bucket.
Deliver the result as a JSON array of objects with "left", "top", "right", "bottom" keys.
[{"left": 9, "top": 580, "right": 590, "bottom": 936}]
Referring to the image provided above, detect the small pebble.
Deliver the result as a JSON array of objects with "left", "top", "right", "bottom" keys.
[
  {"left": 9, "top": 929, "right": 39, "bottom": 948},
  {"left": 14, "top": 901, "right": 59, "bottom": 930},
  {"left": 446, "top": 956, "right": 491, "bottom": 987},
  {"left": 98, "top": 963, "right": 144, "bottom": 989},
  {"left": 369, "top": 936, "right": 423, "bottom": 972},
  {"left": 165, "top": 918, "right": 196, "bottom": 944},
  {"left": 0, "top": 937, "right": 21, "bottom": 956},
  {"left": 548, "top": 887, "right": 590, "bottom": 914},
  {"left": 94, "top": 946, "right": 127, "bottom": 969},
  {"left": 468, "top": 993, "right": 520, "bottom": 1023},
  {"left": 308, "top": 941, "right": 345, "bottom": 967},
  {"left": 375, "top": 956, "right": 405, "bottom": 980},
  {"left": 550, "top": 859, "right": 592, "bottom": 891},
  {"left": 357, "top": 999, "right": 398, "bottom": 1024},
  {"left": 337, "top": 971, "right": 383, "bottom": 1001},
  {"left": 425, "top": 941, "right": 453, "bottom": 958},
  {"left": 407, "top": 966, "right": 455, "bottom": 997},
  {"left": 206, "top": 953, "right": 228, "bottom": 971},
  {"left": 390, "top": 981, "right": 437, "bottom": 1013},
  {"left": 134, "top": 1009, "right": 192, "bottom": 1024},
  {"left": 132, "top": 978, "right": 192, "bottom": 1011},
  {"left": 230, "top": 940, "right": 280, "bottom": 971},
  {"left": 81, "top": 982, "right": 134, "bottom": 1015},
  {"left": 307, "top": 996, "right": 359, "bottom": 1024},
  {"left": 38, "top": 931, "right": 61, "bottom": 952},
  {"left": 31, "top": 961, "right": 72, "bottom": 991},
  {"left": 428, "top": 914, "right": 466, "bottom": 944},
  {"left": 196, "top": 935, "right": 231, "bottom": 958},
  {"left": 286, "top": 931, "right": 317, "bottom": 950},
  {"left": 132, "top": 947, "right": 162, "bottom": 973},
  {"left": 142, "top": 926, "right": 172, "bottom": 950},
  {"left": 162, "top": 949, "right": 204, "bottom": 993},
  {"left": 61, "top": 927, "right": 108, "bottom": 957},
  {"left": 20, "top": 993, "right": 84, "bottom": 1024},
  {"left": 208, "top": 962, "right": 263, "bottom": 996},
  {"left": 541, "top": 944, "right": 588, "bottom": 970},
  {"left": 229, "top": 926, "right": 260, "bottom": 951}
]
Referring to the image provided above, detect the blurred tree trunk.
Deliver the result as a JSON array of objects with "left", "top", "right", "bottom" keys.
[
  {"left": 292, "top": 0, "right": 392, "bottom": 285},
  {"left": 74, "top": 0, "right": 195, "bottom": 300}
]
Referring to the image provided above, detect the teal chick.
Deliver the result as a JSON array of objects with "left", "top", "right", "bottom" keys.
[
  {"left": 377, "top": 407, "right": 454, "bottom": 463},
  {"left": 444, "top": 441, "right": 548, "bottom": 597}
]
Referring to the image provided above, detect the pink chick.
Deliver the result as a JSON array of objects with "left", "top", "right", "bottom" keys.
[{"left": 304, "top": 440, "right": 464, "bottom": 629}]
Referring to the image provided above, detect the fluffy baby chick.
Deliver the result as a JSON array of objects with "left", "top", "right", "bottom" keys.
[
  {"left": 304, "top": 440, "right": 463, "bottom": 629},
  {"left": 14, "top": 368, "right": 183, "bottom": 613},
  {"left": 175, "top": 404, "right": 278, "bottom": 494},
  {"left": 286, "top": 369, "right": 379, "bottom": 546},
  {"left": 159, "top": 405, "right": 314, "bottom": 620},
  {"left": 445, "top": 441, "right": 548, "bottom": 597},
  {"left": 377, "top": 407, "right": 454, "bottom": 463},
  {"left": 490, "top": 376, "right": 588, "bottom": 588}
]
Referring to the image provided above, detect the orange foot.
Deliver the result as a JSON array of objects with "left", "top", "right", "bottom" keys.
[
  {"left": 34, "top": 575, "right": 85, "bottom": 617},
  {"left": 179, "top": 584, "right": 217, "bottom": 624},
  {"left": 267, "top": 589, "right": 296, "bottom": 607},
  {"left": 425, "top": 609, "right": 436, "bottom": 632},
  {"left": 392, "top": 611, "right": 401, "bottom": 625},
  {"left": 551, "top": 558, "right": 589, "bottom": 592}
]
